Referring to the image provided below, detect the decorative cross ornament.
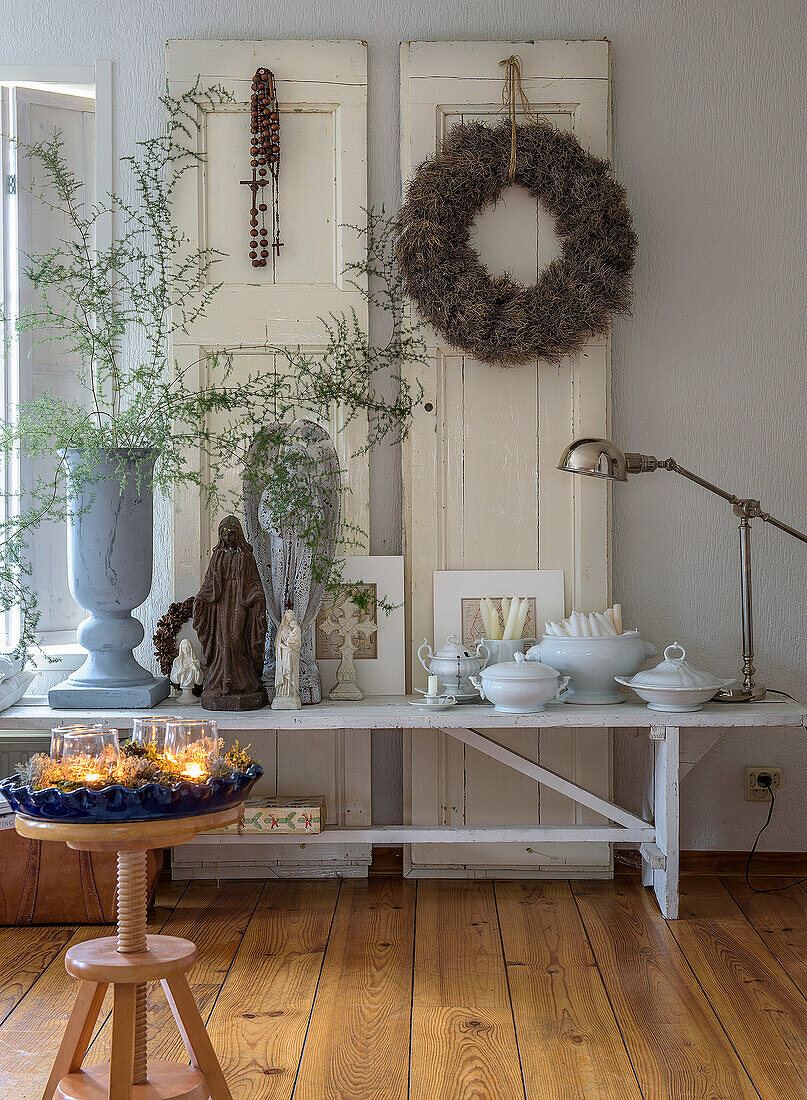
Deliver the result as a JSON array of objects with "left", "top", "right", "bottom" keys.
[{"left": 320, "top": 596, "right": 377, "bottom": 701}]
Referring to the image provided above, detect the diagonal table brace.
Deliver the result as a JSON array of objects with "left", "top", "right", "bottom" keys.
[{"left": 443, "top": 726, "right": 651, "bottom": 832}]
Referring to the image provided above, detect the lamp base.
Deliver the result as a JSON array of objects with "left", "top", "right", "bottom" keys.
[{"left": 713, "top": 683, "right": 768, "bottom": 703}]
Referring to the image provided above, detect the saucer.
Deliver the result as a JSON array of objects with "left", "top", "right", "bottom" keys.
[{"left": 408, "top": 697, "right": 457, "bottom": 711}]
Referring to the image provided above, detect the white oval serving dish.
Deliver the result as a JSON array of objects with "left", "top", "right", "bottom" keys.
[
  {"left": 615, "top": 643, "right": 734, "bottom": 711},
  {"left": 470, "top": 653, "right": 569, "bottom": 714}
]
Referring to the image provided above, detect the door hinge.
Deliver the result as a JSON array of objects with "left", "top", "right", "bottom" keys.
[{"left": 6, "top": 174, "right": 16, "bottom": 195}]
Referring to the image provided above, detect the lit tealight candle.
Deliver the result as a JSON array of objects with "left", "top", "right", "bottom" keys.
[
  {"left": 182, "top": 762, "right": 205, "bottom": 780},
  {"left": 84, "top": 772, "right": 103, "bottom": 785}
]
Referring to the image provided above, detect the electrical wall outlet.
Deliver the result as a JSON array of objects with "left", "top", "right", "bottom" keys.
[{"left": 744, "top": 766, "right": 782, "bottom": 801}]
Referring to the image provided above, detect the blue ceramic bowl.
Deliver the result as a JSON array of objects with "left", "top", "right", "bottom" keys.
[{"left": 0, "top": 764, "right": 263, "bottom": 823}]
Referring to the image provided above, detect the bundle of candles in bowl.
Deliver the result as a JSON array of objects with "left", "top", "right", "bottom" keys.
[{"left": 1, "top": 718, "right": 262, "bottom": 822}]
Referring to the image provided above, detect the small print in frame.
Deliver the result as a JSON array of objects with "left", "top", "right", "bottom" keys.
[
  {"left": 315, "top": 584, "right": 378, "bottom": 660},
  {"left": 460, "top": 597, "right": 538, "bottom": 648}
]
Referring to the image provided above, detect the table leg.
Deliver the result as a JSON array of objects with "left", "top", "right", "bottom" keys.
[
  {"left": 40, "top": 980, "right": 107, "bottom": 1100},
  {"left": 162, "top": 974, "right": 233, "bottom": 1100},
  {"left": 651, "top": 725, "right": 680, "bottom": 919}
]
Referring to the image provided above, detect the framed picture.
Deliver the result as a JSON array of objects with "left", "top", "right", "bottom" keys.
[
  {"left": 433, "top": 570, "right": 565, "bottom": 649},
  {"left": 316, "top": 556, "right": 405, "bottom": 696}
]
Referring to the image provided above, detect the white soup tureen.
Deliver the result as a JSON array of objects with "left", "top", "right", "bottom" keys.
[
  {"left": 471, "top": 653, "right": 570, "bottom": 714},
  {"left": 615, "top": 643, "right": 733, "bottom": 711}
]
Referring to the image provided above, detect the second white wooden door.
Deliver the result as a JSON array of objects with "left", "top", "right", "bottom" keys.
[{"left": 401, "top": 41, "right": 613, "bottom": 876}]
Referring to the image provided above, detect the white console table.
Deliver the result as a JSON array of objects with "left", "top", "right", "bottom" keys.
[{"left": 3, "top": 696, "right": 805, "bottom": 919}]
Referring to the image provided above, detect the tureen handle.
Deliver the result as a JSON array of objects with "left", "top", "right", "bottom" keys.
[
  {"left": 644, "top": 640, "right": 658, "bottom": 659},
  {"left": 469, "top": 674, "right": 486, "bottom": 700},
  {"left": 474, "top": 639, "right": 490, "bottom": 666},
  {"left": 664, "top": 642, "right": 686, "bottom": 661},
  {"left": 555, "top": 675, "right": 571, "bottom": 701},
  {"left": 417, "top": 639, "right": 433, "bottom": 673}
]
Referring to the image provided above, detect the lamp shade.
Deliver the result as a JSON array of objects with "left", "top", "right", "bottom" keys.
[{"left": 557, "top": 437, "right": 629, "bottom": 482}]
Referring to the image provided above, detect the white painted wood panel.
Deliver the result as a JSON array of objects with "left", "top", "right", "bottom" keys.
[
  {"left": 167, "top": 41, "right": 371, "bottom": 875},
  {"left": 401, "top": 40, "right": 613, "bottom": 875}
]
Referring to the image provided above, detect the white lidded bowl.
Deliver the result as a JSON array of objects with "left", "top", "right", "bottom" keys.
[
  {"left": 527, "top": 631, "right": 657, "bottom": 704},
  {"left": 470, "top": 653, "right": 569, "bottom": 714},
  {"left": 615, "top": 643, "right": 734, "bottom": 711}
]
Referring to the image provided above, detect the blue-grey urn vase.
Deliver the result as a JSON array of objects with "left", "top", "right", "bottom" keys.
[{"left": 48, "top": 447, "right": 170, "bottom": 708}]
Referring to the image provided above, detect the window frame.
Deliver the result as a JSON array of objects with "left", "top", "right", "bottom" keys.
[{"left": 0, "top": 62, "right": 112, "bottom": 663}]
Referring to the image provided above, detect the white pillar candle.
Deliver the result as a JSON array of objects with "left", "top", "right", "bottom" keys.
[{"left": 427, "top": 675, "right": 440, "bottom": 696}]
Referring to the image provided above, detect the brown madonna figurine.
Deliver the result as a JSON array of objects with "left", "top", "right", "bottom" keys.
[{"left": 193, "top": 516, "right": 268, "bottom": 710}]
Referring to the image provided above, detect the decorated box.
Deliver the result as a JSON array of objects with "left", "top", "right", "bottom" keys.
[{"left": 212, "top": 796, "right": 326, "bottom": 835}]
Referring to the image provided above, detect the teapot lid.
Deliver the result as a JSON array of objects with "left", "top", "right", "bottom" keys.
[
  {"left": 626, "top": 643, "right": 727, "bottom": 690},
  {"left": 433, "top": 633, "right": 475, "bottom": 659},
  {"left": 481, "top": 652, "right": 561, "bottom": 681}
]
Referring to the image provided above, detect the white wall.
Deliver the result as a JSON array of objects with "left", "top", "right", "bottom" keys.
[{"left": 4, "top": 0, "right": 806, "bottom": 849}]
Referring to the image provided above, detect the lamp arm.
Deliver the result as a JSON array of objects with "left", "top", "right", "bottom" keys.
[{"left": 626, "top": 453, "right": 807, "bottom": 544}]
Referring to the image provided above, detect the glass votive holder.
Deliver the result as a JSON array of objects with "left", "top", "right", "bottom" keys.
[
  {"left": 50, "top": 724, "right": 107, "bottom": 761},
  {"left": 164, "top": 718, "right": 218, "bottom": 780},
  {"left": 130, "top": 715, "right": 182, "bottom": 753},
  {"left": 62, "top": 728, "right": 120, "bottom": 785}
]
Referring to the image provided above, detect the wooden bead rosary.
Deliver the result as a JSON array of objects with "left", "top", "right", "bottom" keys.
[{"left": 240, "top": 68, "right": 282, "bottom": 273}]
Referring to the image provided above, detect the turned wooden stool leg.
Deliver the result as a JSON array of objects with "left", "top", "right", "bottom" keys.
[
  {"left": 41, "top": 981, "right": 108, "bottom": 1100},
  {"left": 109, "top": 984, "right": 137, "bottom": 1100},
  {"left": 115, "top": 850, "right": 148, "bottom": 1086},
  {"left": 162, "top": 975, "right": 233, "bottom": 1100}
]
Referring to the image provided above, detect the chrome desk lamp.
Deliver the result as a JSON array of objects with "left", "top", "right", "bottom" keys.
[{"left": 558, "top": 437, "right": 807, "bottom": 702}]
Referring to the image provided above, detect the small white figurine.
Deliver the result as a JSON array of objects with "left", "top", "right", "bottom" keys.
[
  {"left": 272, "top": 609, "right": 303, "bottom": 710},
  {"left": 171, "top": 638, "right": 203, "bottom": 704},
  {"left": 321, "top": 596, "right": 377, "bottom": 701}
]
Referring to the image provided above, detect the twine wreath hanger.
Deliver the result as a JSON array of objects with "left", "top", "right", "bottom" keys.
[{"left": 395, "top": 54, "right": 637, "bottom": 366}]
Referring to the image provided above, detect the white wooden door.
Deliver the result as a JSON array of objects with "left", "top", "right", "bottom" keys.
[
  {"left": 167, "top": 41, "right": 371, "bottom": 873},
  {"left": 401, "top": 41, "right": 613, "bottom": 876},
  {"left": 13, "top": 88, "right": 95, "bottom": 645}
]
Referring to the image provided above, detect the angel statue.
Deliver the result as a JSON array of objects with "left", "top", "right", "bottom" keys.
[{"left": 243, "top": 420, "right": 341, "bottom": 704}]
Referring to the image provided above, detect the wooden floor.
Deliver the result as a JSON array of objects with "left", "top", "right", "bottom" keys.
[{"left": 1, "top": 874, "right": 807, "bottom": 1099}]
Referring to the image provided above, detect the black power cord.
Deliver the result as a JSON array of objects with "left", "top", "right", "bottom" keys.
[{"left": 745, "top": 772, "right": 807, "bottom": 894}]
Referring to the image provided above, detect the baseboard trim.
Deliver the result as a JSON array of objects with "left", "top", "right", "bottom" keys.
[{"left": 681, "top": 850, "right": 807, "bottom": 876}]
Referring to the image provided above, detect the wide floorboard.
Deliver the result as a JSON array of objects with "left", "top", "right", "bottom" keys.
[{"left": 1, "top": 874, "right": 806, "bottom": 1099}]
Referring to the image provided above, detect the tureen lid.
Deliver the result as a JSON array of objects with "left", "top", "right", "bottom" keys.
[
  {"left": 481, "top": 652, "right": 560, "bottom": 681},
  {"left": 626, "top": 643, "right": 726, "bottom": 689},
  {"left": 433, "top": 633, "right": 475, "bottom": 659}
]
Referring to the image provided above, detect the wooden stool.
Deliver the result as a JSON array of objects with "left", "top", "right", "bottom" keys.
[{"left": 15, "top": 807, "right": 242, "bottom": 1100}]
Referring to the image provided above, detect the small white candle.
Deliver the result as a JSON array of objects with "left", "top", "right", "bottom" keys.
[{"left": 428, "top": 675, "right": 440, "bottom": 696}]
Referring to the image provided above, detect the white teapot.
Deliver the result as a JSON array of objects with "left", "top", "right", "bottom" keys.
[{"left": 418, "top": 634, "right": 489, "bottom": 699}]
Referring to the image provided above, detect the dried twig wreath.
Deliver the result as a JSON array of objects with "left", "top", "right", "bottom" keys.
[
  {"left": 395, "top": 119, "right": 637, "bottom": 365},
  {"left": 153, "top": 597, "right": 199, "bottom": 690}
]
